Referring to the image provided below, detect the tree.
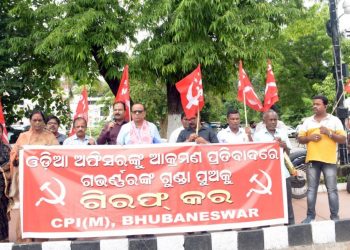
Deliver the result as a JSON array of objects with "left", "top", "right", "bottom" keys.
[
  {"left": 35, "top": 0, "right": 139, "bottom": 94},
  {"left": 133, "top": 0, "right": 303, "bottom": 136},
  {"left": 273, "top": 4, "right": 350, "bottom": 126},
  {"left": 0, "top": 0, "right": 69, "bottom": 125},
  {"left": 1, "top": 0, "right": 139, "bottom": 125}
]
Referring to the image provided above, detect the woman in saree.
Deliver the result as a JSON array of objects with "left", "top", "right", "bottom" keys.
[{"left": 9, "top": 110, "right": 58, "bottom": 242}]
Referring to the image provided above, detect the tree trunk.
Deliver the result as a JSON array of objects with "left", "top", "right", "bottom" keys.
[
  {"left": 91, "top": 45, "right": 119, "bottom": 95},
  {"left": 166, "top": 83, "right": 183, "bottom": 139}
]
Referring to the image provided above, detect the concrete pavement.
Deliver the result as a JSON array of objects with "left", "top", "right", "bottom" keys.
[{"left": 293, "top": 186, "right": 350, "bottom": 223}]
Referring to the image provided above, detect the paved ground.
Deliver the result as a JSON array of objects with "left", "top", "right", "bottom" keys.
[
  {"left": 289, "top": 138, "right": 350, "bottom": 222},
  {"left": 293, "top": 188, "right": 349, "bottom": 223}
]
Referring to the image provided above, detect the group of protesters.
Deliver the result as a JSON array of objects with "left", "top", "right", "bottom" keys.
[{"left": 0, "top": 94, "right": 346, "bottom": 242}]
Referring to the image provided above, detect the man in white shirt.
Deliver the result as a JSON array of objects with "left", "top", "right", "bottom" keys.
[
  {"left": 168, "top": 113, "right": 189, "bottom": 143},
  {"left": 217, "top": 110, "right": 252, "bottom": 143},
  {"left": 63, "top": 117, "right": 96, "bottom": 145},
  {"left": 254, "top": 109, "right": 294, "bottom": 225}
]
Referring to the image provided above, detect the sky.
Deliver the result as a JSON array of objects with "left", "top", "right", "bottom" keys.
[{"left": 305, "top": 0, "right": 350, "bottom": 34}]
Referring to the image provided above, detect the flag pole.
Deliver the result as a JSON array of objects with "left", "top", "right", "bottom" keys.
[
  {"left": 196, "top": 107, "right": 200, "bottom": 135},
  {"left": 86, "top": 84, "right": 92, "bottom": 137},
  {"left": 243, "top": 90, "right": 248, "bottom": 127},
  {"left": 331, "top": 90, "right": 346, "bottom": 115}
]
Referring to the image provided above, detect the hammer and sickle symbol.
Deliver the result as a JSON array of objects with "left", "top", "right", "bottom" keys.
[
  {"left": 186, "top": 81, "right": 203, "bottom": 109},
  {"left": 35, "top": 177, "right": 66, "bottom": 207},
  {"left": 246, "top": 170, "right": 272, "bottom": 197}
]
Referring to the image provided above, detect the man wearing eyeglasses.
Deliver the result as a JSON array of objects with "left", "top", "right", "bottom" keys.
[
  {"left": 63, "top": 117, "right": 96, "bottom": 145},
  {"left": 117, "top": 103, "right": 162, "bottom": 145},
  {"left": 46, "top": 115, "right": 67, "bottom": 145},
  {"left": 97, "top": 101, "right": 127, "bottom": 145}
]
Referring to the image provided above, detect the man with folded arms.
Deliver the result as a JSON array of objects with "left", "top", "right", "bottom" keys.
[{"left": 298, "top": 95, "right": 346, "bottom": 223}]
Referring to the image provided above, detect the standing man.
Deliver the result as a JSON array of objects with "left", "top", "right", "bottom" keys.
[
  {"left": 46, "top": 115, "right": 67, "bottom": 145},
  {"left": 168, "top": 113, "right": 189, "bottom": 143},
  {"left": 249, "top": 121, "right": 257, "bottom": 134},
  {"left": 217, "top": 110, "right": 253, "bottom": 143},
  {"left": 63, "top": 117, "right": 96, "bottom": 145},
  {"left": 298, "top": 95, "right": 346, "bottom": 223},
  {"left": 97, "top": 101, "right": 127, "bottom": 145},
  {"left": 117, "top": 103, "right": 162, "bottom": 145},
  {"left": 176, "top": 113, "right": 218, "bottom": 144},
  {"left": 254, "top": 109, "right": 295, "bottom": 225}
]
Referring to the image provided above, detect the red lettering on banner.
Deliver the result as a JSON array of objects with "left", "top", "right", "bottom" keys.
[{"left": 20, "top": 143, "right": 287, "bottom": 238}]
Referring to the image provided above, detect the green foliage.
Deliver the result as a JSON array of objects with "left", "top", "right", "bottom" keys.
[
  {"left": 134, "top": 0, "right": 303, "bottom": 117},
  {"left": 0, "top": 0, "right": 70, "bottom": 125},
  {"left": 3, "top": 0, "right": 348, "bottom": 133},
  {"left": 312, "top": 74, "right": 336, "bottom": 110},
  {"left": 130, "top": 77, "right": 167, "bottom": 124},
  {"left": 0, "top": 0, "right": 139, "bottom": 126},
  {"left": 35, "top": 0, "right": 139, "bottom": 84},
  {"left": 342, "top": 39, "right": 350, "bottom": 65},
  {"left": 272, "top": 5, "right": 334, "bottom": 125}
]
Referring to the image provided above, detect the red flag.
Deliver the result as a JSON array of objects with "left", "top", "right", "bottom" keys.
[
  {"left": 0, "top": 99, "right": 9, "bottom": 144},
  {"left": 345, "top": 79, "right": 350, "bottom": 94},
  {"left": 69, "top": 86, "right": 89, "bottom": 136},
  {"left": 263, "top": 60, "right": 279, "bottom": 111},
  {"left": 237, "top": 61, "right": 263, "bottom": 112},
  {"left": 115, "top": 65, "right": 130, "bottom": 121},
  {"left": 176, "top": 65, "right": 204, "bottom": 118}
]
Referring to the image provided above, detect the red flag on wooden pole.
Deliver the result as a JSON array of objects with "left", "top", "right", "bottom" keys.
[
  {"left": 263, "top": 60, "right": 279, "bottom": 111},
  {"left": 237, "top": 60, "right": 263, "bottom": 112},
  {"left": 115, "top": 65, "right": 130, "bottom": 121},
  {"left": 0, "top": 99, "right": 9, "bottom": 144},
  {"left": 69, "top": 86, "right": 89, "bottom": 136},
  {"left": 175, "top": 64, "right": 204, "bottom": 119}
]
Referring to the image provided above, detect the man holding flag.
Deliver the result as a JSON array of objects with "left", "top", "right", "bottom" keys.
[
  {"left": 175, "top": 64, "right": 218, "bottom": 144},
  {"left": 64, "top": 117, "right": 96, "bottom": 145},
  {"left": 176, "top": 112, "right": 218, "bottom": 143}
]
